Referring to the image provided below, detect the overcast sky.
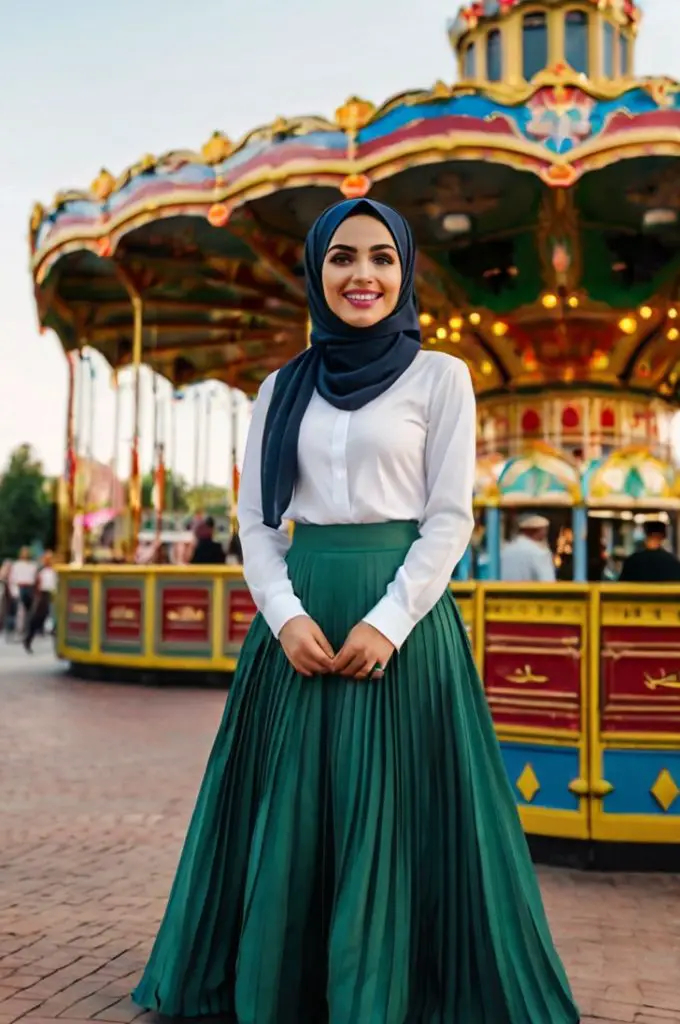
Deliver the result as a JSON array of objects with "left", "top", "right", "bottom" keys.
[{"left": 0, "top": 0, "right": 678, "bottom": 484}]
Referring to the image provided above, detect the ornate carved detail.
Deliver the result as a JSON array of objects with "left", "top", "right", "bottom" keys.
[
  {"left": 90, "top": 168, "right": 116, "bottom": 201},
  {"left": 201, "top": 131, "right": 233, "bottom": 165},
  {"left": 334, "top": 96, "right": 376, "bottom": 132}
]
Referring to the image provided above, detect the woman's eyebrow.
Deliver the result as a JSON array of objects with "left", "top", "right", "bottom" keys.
[{"left": 326, "top": 242, "right": 397, "bottom": 253}]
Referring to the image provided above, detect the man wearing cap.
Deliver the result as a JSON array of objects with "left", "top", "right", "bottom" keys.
[
  {"left": 501, "top": 514, "right": 556, "bottom": 583},
  {"left": 619, "top": 521, "right": 680, "bottom": 583}
]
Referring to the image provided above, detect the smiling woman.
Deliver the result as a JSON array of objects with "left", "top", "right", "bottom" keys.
[{"left": 132, "top": 198, "right": 580, "bottom": 1024}]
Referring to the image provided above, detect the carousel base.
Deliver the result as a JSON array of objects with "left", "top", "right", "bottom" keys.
[{"left": 57, "top": 566, "right": 680, "bottom": 848}]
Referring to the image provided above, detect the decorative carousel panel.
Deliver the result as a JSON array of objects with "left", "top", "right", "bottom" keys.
[
  {"left": 100, "top": 577, "right": 145, "bottom": 655},
  {"left": 498, "top": 446, "right": 582, "bottom": 506},
  {"left": 592, "top": 748, "right": 680, "bottom": 843},
  {"left": 600, "top": 590, "right": 680, "bottom": 735},
  {"left": 154, "top": 578, "right": 213, "bottom": 658},
  {"left": 223, "top": 578, "right": 258, "bottom": 656},
  {"left": 473, "top": 453, "right": 503, "bottom": 504},
  {"left": 585, "top": 447, "right": 680, "bottom": 507},
  {"left": 62, "top": 577, "right": 92, "bottom": 652},
  {"left": 482, "top": 587, "right": 586, "bottom": 734}
]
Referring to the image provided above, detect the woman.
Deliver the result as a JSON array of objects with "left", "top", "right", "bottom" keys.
[{"left": 133, "top": 199, "right": 579, "bottom": 1023}]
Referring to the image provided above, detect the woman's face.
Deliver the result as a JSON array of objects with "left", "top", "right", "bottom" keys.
[{"left": 322, "top": 214, "right": 402, "bottom": 328}]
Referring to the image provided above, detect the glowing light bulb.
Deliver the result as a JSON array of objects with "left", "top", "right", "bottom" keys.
[
  {"left": 469, "top": 312, "right": 481, "bottom": 326},
  {"left": 542, "top": 293, "right": 558, "bottom": 309},
  {"left": 436, "top": 327, "right": 447, "bottom": 340},
  {"left": 639, "top": 305, "right": 653, "bottom": 320},
  {"left": 427, "top": 336, "right": 437, "bottom": 345},
  {"left": 567, "top": 295, "right": 579, "bottom": 309},
  {"left": 618, "top": 316, "right": 637, "bottom": 335},
  {"left": 450, "top": 331, "right": 461, "bottom": 343},
  {"left": 669, "top": 308, "right": 678, "bottom": 320},
  {"left": 481, "top": 360, "right": 493, "bottom": 376},
  {"left": 419, "top": 312, "right": 434, "bottom": 327},
  {"left": 668, "top": 327, "right": 679, "bottom": 341},
  {"left": 492, "top": 321, "right": 508, "bottom": 337},
  {"left": 448, "top": 316, "right": 463, "bottom": 330}
]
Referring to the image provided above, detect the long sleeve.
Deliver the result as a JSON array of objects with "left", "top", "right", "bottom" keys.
[
  {"left": 238, "top": 373, "right": 308, "bottom": 637},
  {"left": 362, "top": 358, "right": 476, "bottom": 650}
]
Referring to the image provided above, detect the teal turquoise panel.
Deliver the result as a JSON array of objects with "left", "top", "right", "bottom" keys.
[
  {"left": 499, "top": 742, "right": 581, "bottom": 812},
  {"left": 602, "top": 749, "right": 680, "bottom": 816}
]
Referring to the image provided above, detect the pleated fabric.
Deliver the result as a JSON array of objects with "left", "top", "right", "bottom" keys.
[{"left": 132, "top": 522, "right": 580, "bottom": 1024}]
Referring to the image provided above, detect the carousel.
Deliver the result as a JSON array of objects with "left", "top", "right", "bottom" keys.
[{"left": 31, "top": 0, "right": 680, "bottom": 849}]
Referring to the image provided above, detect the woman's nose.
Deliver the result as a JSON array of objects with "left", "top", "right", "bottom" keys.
[{"left": 351, "top": 259, "right": 375, "bottom": 283}]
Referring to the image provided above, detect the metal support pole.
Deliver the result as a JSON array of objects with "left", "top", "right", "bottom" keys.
[
  {"left": 129, "top": 294, "right": 144, "bottom": 553},
  {"left": 486, "top": 505, "right": 501, "bottom": 581},
  {"left": 572, "top": 505, "right": 588, "bottom": 582}
]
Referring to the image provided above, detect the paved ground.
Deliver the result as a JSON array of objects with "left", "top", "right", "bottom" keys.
[{"left": 1, "top": 639, "right": 680, "bottom": 1024}]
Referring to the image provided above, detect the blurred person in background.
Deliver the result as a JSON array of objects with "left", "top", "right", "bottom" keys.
[
  {"left": 619, "top": 521, "right": 680, "bottom": 583},
  {"left": 0, "top": 560, "right": 16, "bottom": 638},
  {"left": 9, "top": 547, "right": 38, "bottom": 634},
  {"left": 24, "top": 550, "right": 57, "bottom": 653},
  {"left": 190, "top": 516, "right": 226, "bottom": 565},
  {"left": 501, "top": 514, "right": 556, "bottom": 583}
]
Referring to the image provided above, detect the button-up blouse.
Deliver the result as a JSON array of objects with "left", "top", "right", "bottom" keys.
[{"left": 238, "top": 350, "right": 476, "bottom": 650}]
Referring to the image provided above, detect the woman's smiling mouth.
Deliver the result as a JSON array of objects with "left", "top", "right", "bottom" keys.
[{"left": 343, "top": 290, "right": 384, "bottom": 309}]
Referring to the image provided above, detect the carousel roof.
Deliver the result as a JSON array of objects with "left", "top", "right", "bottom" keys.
[{"left": 29, "top": 19, "right": 680, "bottom": 396}]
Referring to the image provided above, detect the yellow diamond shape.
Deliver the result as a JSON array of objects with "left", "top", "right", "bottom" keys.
[
  {"left": 516, "top": 763, "right": 540, "bottom": 803},
  {"left": 651, "top": 769, "right": 680, "bottom": 813}
]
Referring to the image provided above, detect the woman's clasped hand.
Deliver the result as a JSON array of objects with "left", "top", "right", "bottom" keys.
[{"left": 279, "top": 615, "right": 394, "bottom": 679}]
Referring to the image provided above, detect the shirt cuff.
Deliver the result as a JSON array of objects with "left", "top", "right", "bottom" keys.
[
  {"left": 362, "top": 596, "right": 417, "bottom": 652},
  {"left": 263, "top": 592, "right": 308, "bottom": 639}
]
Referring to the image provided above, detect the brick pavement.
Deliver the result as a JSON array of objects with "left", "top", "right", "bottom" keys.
[{"left": 1, "top": 638, "right": 680, "bottom": 1024}]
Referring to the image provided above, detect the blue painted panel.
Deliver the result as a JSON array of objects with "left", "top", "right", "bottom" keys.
[
  {"left": 499, "top": 742, "right": 581, "bottom": 811},
  {"left": 603, "top": 749, "right": 680, "bottom": 816}
]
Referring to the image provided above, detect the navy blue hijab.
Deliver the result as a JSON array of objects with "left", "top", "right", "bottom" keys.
[{"left": 260, "top": 198, "right": 422, "bottom": 529}]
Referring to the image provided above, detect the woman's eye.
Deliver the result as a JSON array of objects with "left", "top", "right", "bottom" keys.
[
  {"left": 330, "top": 254, "right": 351, "bottom": 265},
  {"left": 373, "top": 255, "right": 393, "bottom": 265}
]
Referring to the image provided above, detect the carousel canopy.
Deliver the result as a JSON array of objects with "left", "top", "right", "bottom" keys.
[
  {"left": 584, "top": 447, "right": 680, "bottom": 507},
  {"left": 30, "top": 0, "right": 680, "bottom": 400},
  {"left": 497, "top": 445, "right": 582, "bottom": 505}
]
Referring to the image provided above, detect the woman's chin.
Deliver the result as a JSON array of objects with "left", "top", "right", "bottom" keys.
[{"left": 336, "top": 307, "right": 388, "bottom": 329}]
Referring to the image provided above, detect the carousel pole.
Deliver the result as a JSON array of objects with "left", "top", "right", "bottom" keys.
[
  {"left": 231, "top": 390, "right": 240, "bottom": 526},
  {"left": 114, "top": 268, "right": 144, "bottom": 559},
  {"left": 110, "top": 369, "right": 122, "bottom": 509},
  {"left": 61, "top": 350, "right": 77, "bottom": 562},
  {"left": 193, "top": 388, "right": 202, "bottom": 490},
  {"left": 168, "top": 387, "right": 178, "bottom": 514},
  {"left": 204, "top": 386, "right": 212, "bottom": 489},
  {"left": 130, "top": 294, "right": 144, "bottom": 554}
]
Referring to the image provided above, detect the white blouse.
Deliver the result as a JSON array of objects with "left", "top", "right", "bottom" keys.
[{"left": 238, "top": 349, "right": 476, "bottom": 650}]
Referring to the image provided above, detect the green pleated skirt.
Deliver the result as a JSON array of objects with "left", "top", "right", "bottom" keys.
[{"left": 132, "top": 521, "right": 579, "bottom": 1024}]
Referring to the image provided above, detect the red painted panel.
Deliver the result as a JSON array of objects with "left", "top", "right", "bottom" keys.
[
  {"left": 485, "top": 622, "right": 582, "bottom": 732},
  {"left": 601, "top": 625, "right": 680, "bottom": 733},
  {"left": 227, "top": 588, "right": 257, "bottom": 644},
  {"left": 67, "top": 585, "right": 90, "bottom": 636},
  {"left": 104, "top": 587, "right": 142, "bottom": 641},
  {"left": 160, "top": 586, "right": 211, "bottom": 644}
]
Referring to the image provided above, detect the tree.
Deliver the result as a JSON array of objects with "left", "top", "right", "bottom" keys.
[{"left": 0, "top": 445, "right": 50, "bottom": 559}]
